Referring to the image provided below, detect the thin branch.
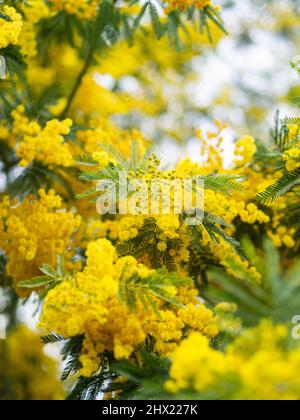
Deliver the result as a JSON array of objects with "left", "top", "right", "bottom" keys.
[{"left": 60, "top": 47, "right": 94, "bottom": 118}]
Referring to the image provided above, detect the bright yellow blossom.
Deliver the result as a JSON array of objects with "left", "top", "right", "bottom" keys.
[
  {"left": 19, "top": 0, "right": 50, "bottom": 58},
  {"left": 15, "top": 113, "right": 74, "bottom": 167},
  {"left": 0, "top": 6, "right": 23, "bottom": 50},
  {"left": 39, "top": 239, "right": 218, "bottom": 376},
  {"left": 0, "top": 189, "right": 81, "bottom": 291},
  {"left": 166, "top": 321, "right": 300, "bottom": 400}
]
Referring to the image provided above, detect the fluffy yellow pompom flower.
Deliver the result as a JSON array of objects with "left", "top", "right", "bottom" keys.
[
  {"left": 0, "top": 189, "right": 81, "bottom": 291},
  {"left": 283, "top": 147, "right": 300, "bottom": 172},
  {"left": 19, "top": 0, "right": 50, "bottom": 58},
  {"left": 268, "top": 225, "right": 296, "bottom": 249},
  {"left": 0, "top": 6, "right": 23, "bottom": 49},
  {"left": 234, "top": 135, "right": 257, "bottom": 165},
  {"left": 165, "top": 333, "right": 228, "bottom": 393},
  {"left": 39, "top": 240, "right": 146, "bottom": 375},
  {"left": 16, "top": 117, "right": 74, "bottom": 167}
]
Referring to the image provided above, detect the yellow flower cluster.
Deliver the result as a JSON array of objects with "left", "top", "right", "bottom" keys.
[
  {"left": 268, "top": 225, "right": 296, "bottom": 249},
  {"left": 0, "top": 6, "right": 23, "bottom": 50},
  {"left": 164, "top": 0, "right": 218, "bottom": 14},
  {"left": 202, "top": 189, "right": 269, "bottom": 226},
  {"left": 166, "top": 321, "right": 300, "bottom": 400},
  {"left": 9, "top": 105, "right": 33, "bottom": 146},
  {"left": 234, "top": 135, "right": 257, "bottom": 166},
  {"left": 0, "top": 124, "right": 9, "bottom": 140},
  {"left": 195, "top": 121, "right": 228, "bottom": 172},
  {"left": 113, "top": 141, "right": 268, "bottom": 282},
  {"left": 24, "top": 44, "right": 81, "bottom": 97},
  {"left": 201, "top": 228, "right": 262, "bottom": 283},
  {"left": 76, "top": 117, "right": 146, "bottom": 161},
  {"left": 196, "top": 124, "right": 297, "bottom": 254},
  {"left": 50, "top": 0, "right": 98, "bottom": 19},
  {"left": 83, "top": 218, "right": 120, "bottom": 243},
  {"left": 166, "top": 332, "right": 228, "bottom": 393},
  {"left": 0, "top": 189, "right": 81, "bottom": 290},
  {"left": 19, "top": 0, "right": 50, "bottom": 58},
  {"left": 12, "top": 105, "right": 74, "bottom": 167},
  {"left": 156, "top": 215, "right": 181, "bottom": 239},
  {"left": 239, "top": 202, "right": 270, "bottom": 224},
  {"left": 283, "top": 147, "right": 300, "bottom": 172},
  {"left": 39, "top": 239, "right": 218, "bottom": 377},
  {"left": 280, "top": 125, "right": 300, "bottom": 171},
  {"left": 3, "top": 326, "right": 64, "bottom": 400},
  {"left": 118, "top": 216, "right": 145, "bottom": 242}
]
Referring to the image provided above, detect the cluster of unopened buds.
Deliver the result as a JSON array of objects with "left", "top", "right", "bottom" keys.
[{"left": 164, "top": 0, "right": 220, "bottom": 14}]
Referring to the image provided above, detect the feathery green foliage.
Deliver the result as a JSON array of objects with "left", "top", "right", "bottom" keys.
[
  {"left": 41, "top": 333, "right": 65, "bottom": 344},
  {"left": 18, "top": 254, "right": 66, "bottom": 289},
  {"left": 256, "top": 167, "right": 300, "bottom": 205},
  {"left": 281, "top": 117, "right": 300, "bottom": 126},
  {"left": 67, "top": 352, "right": 114, "bottom": 400},
  {"left": 207, "top": 239, "right": 300, "bottom": 326},
  {"left": 8, "top": 162, "right": 75, "bottom": 200},
  {"left": 119, "top": 269, "right": 192, "bottom": 314}
]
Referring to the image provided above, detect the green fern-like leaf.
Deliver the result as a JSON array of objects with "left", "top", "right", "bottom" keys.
[
  {"left": 75, "top": 186, "right": 98, "bottom": 200},
  {"left": 187, "top": 212, "right": 243, "bottom": 257},
  {"left": 8, "top": 162, "right": 74, "bottom": 200},
  {"left": 202, "top": 215, "right": 243, "bottom": 256},
  {"left": 0, "top": 12, "right": 9, "bottom": 21},
  {"left": 67, "top": 353, "right": 113, "bottom": 400},
  {"left": 281, "top": 117, "right": 300, "bottom": 125},
  {"left": 41, "top": 333, "right": 66, "bottom": 344},
  {"left": 256, "top": 168, "right": 300, "bottom": 205},
  {"left": 149, "top": 2, "right": 164, "bottom": 39},
  {"left": 98, "top": 143, "right": 128, "bottom": 166},
  {"left": 167, "top": 11, "right": 182, "bottom": 49},
  {"left": 119, "top": 268, "right": 192, "bottom": 313},
  {"left": 60, "top": 335, "right": 84, "bottom": 381},
  {"left": 79, "top": 163, "right": 121, "bottom": 182},
  {"left": 39, "top": 264, "right": 57, "bottom": 278},
  {"left": 18, "top": 276, "right": 55, "bottom": 289},
  {"left": 205, "top": 6, "right": 228, "bottom": 35},
  {"left": 206, "top": 239, "right": 300, "bottom": 326},
  {"left": 270, "top": 109, "right": 291, "bottom": 149},
  {"left": 199, "top": 174, "right": 244, "bottom": 196},
  {"left": 132, "top": 2, "right": 149, "bottom": 33},
  {"left": 67, "top": 371, "right": 113, "bottom": 400},
  {"left": 0, "top": 44, "right": 26, "bottom": 79},
  {"left": 111, "top": 351, "right": 171, "bottom": 400},
  {"left": 0, "top": 4, "right": 11, "bottom": 22}
]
